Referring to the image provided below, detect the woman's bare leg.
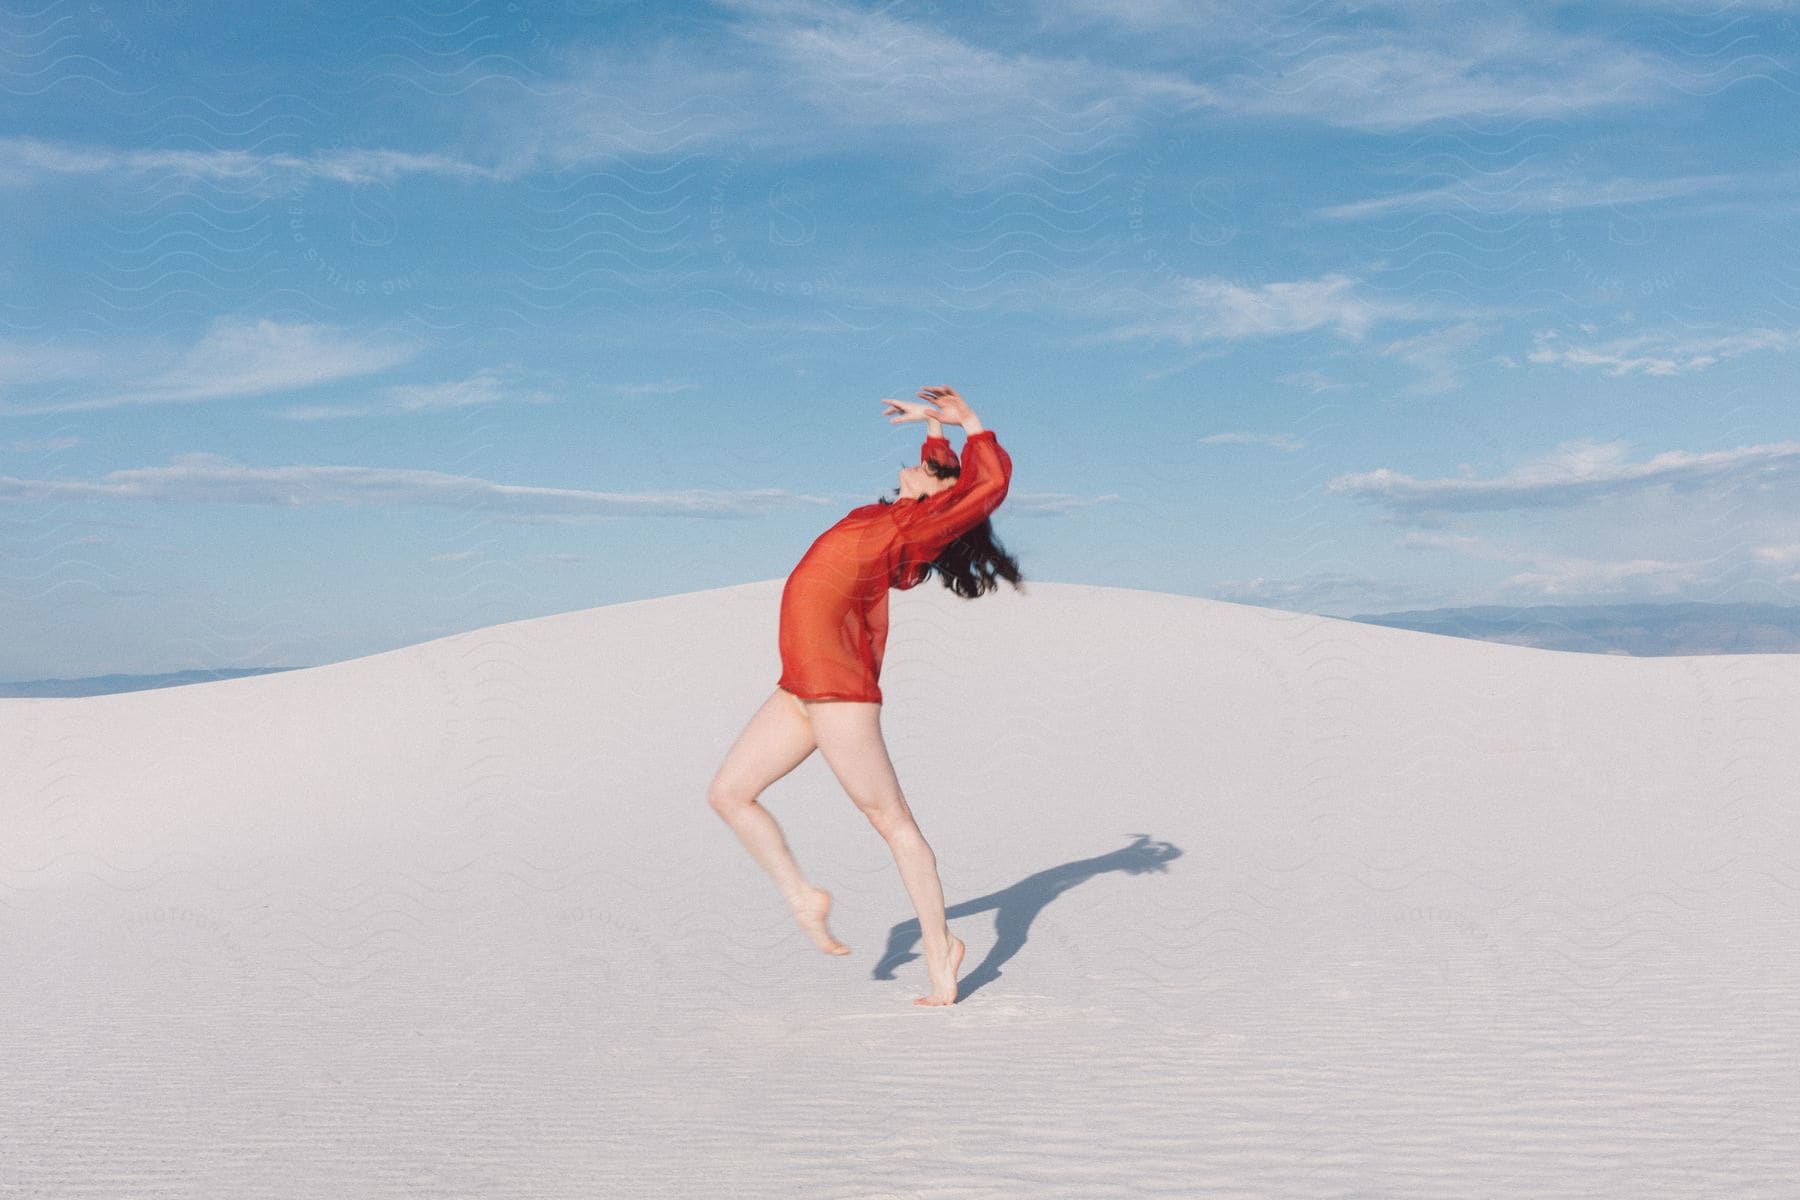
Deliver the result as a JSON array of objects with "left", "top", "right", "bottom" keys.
[
  {"left": 808, "top": 699, "right": 964, "bottom": 1005},
  {"left": 707, "top": 689, "right": 849, "bottom": 955}
]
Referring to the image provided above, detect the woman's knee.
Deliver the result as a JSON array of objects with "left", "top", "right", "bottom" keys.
[
  {"left": 862, "top": 800, "right": 910, "bottom": 834},
  {"left": 707, "top": 778, "right": 748, "bottom": 814},
  {"left": 861, "top": 799, "right": 927, "bottom": 847},
  {"left": 707, "top": 767, "right": 763, "bottom": 813},
  {"left": 708, "top": 691, "right": 818, "bottom": 814}
]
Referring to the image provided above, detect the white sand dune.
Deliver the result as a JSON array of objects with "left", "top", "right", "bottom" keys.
[{"left": 4, "top": 580, "right": 1797, "bottom": 1197}]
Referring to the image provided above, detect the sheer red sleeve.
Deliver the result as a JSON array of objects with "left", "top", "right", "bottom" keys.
[
  {"left": 891, "top": 430, "right": 1011, "bottom": 582},
  {"left": 922, "top": 433, "right": 959, "bottom": 469}
]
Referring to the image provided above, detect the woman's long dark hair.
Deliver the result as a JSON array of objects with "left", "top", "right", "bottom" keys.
[{"left": 880, "top": 458, "right": 1026, "bottom": 599}]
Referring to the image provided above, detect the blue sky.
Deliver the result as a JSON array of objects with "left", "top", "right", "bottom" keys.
[{"left": 2, "top": 0, "right": 1798, "bottom": 679}]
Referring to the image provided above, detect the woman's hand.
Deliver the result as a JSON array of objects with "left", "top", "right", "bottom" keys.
[
  {"left": 916, "top": 385, "right": 974, "bottom": 427},
  {"left": 880, "top": 397, "right": 937, "bottom": 425}
]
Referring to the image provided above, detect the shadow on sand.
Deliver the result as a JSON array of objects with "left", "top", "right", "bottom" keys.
[{"left": 873, "top": 833, "right": 1183, "bottom": 1000}]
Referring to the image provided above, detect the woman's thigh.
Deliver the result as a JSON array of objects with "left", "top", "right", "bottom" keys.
[
  {"left": 709, "top": 689, "right": 818, "bottom": 801},
  {"left": 807, "top": 700, "right": 908, "bottom": 820}
]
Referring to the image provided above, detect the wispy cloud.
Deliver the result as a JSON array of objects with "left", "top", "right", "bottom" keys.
[
  {"left": 1521, "top": 326, "right": 1800, "bottom": 376},
  {"left": 1380, "top": 321, "right": 1497, "bottom": 394},
  {"left": 1398, "top": 527, "right": 1703, "bottom": 595},
  {"left": 1330, "top": 438, "right": 1800, "bottom": 514},
  {"left": 0, "top": 450, "right": 1080, "bottom": 523},
  {"left": 459, "top": 38, "right": 769, "bottom": 175},
  {"left": 1207, "top": 30, "right": 1681, "bottom": 130},
  {"left": 277, "top": 373, "right": 700, "bottom": 419},
  {"left": 1275, "top": 369, "right": 1354, "bottom": 395},
  {"left": 1000, "top": 492, "right": 1121, "bottom": 515},
  {"left": 1497, "top": 554, "right": 1706, "bottom": 596},
  {"left": 1198, "top": 431, "right": 1305, "bottom": 451},
  {"left": 1331, "top": 436, "right": 1800, "bottom": 598},
  {"left": 2, "top": 434, "right": 81, "bottom": 453},
  {"left": 0, "top": 317, "right": 422, "bottom": 417},
  {"left": 0, "top": 452, "right": 838, "bottom": 518},
  {"left": 0, "top": 336, "right": 121, "bottom": 388},
  {"left": 1099, "top": 272, "right": 1435, "bottom": 344},
  {"left": 1413, "top": 527, "right": 1714, "bottom": 593},
  {"left": 500, "top": 0, "right": 1730, "bottom": 175},
  {"left": 470, "top": 0, "right": 1207, "bottom": 177},
  {"left": 0, "top": 136, "right": 503, "bottom": 192},
  {"left": 1752, "top": 543, "right": 1800, "bottom": 565},
  {"left": 721, "top": 0, "right": 1203, "bottom": 130},
  {"left": 1220, "top": 537, "right": 1709, "bottom": 607},
  {"left": 276, "top": 367, "right": 564, "bottom": 420},
  {"left": 1021, "top": 2, "right": 1734, "bottom": 126},
  {"left": 1315, "top": 167, "right": 1743, "bottom": 221},
  {"left": 1023, "top": 0, "right": 1249, "bottom": 33},
  {"left": 598, "top": 379, "right": 702, "bottom": 397},
  {"left": 1399, "top": 530, "right": 1495, "bottom": 555},
  {"left": 7, "top": 0, "right": 1751, "bottom": 204}
]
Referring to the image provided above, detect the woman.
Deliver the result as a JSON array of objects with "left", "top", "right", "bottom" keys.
[{"left": 707, "top": 385, "right": 1023, "bottom": 1006}]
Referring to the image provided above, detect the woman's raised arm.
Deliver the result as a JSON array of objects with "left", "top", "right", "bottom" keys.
[
  {"left": 922, "top": 423, "right": 958, "bottom": 469},
  {"left": 893, "top": 430, "right": 1011, "bottom": 549}
]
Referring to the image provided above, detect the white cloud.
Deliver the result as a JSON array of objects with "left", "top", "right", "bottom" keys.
[
  {"left": 0, "top": 136, "right": 502, "bottom": 193},
  {"left": 0, "top": 317, "right": 421, "bottom": 416},
  {"left": 1497, "top": 554, "right": 1704, "bottom": 596},
  {"left": 1341, "top": 439, "right": 1800, "bottom": 601},
  {"left": 731, "top": 0, "right": 1213, "bottom": 128},
  {"left": 599, "top": 379, "right": 702, "bottom": 397},
  {"left": 0, "top": 450, "right": 1077, "bottom": 523},
  {"left": 999, "top": 491, "right": 1121, "bottom": 515},
  {"left": 0, "top": 336, "right": 123, "bottom": 388},
  {"left": 2, "top": 434, "right": 81, "bottom": 453},
  {"left": 279, "top": 371, "right": 703, "bottom": 419},
  {"left": 1330, "top": 438, "right": 1800, "bottom": 514},
  {"left": 0, "top": 452, "right": 833, "bottom": 518},
  {"left": 1029, "top": 0, "right": 1777, "bottom": 131},
  {"left": 1315, "top": 167, "right": 1742, "bottom": 221},
  {"left": 475, "top": 0, "right": 1209, "bottom": 177},
  {"left": 1396, "top": 529, "right": 1701, "bottom": 596},
  {"left": 1198, "top": 431, "right": 1305, "bottom": 451},
  {"left": 1399, "top": 530, "right": 1494, "bottom": 554},
  {"left": 7, "top": 1, "right": 1752, "bottom": 204},
  {"left": 1275, "top": 369, "right": 1354, "bottom": 395},
  {"left": 1379, "top": 321, "right": 1497, "bottom": 394},
  {"left": 1752, "top": 543, "right": 1800, "bottom": 565},
  {"left": 1523, "top": 326, "right": 1800, "bottom": 376},
  {"left": 276, "top": 367, "right": 564, "bottom": 420},
  {"left": 1100, "top": 272, "right": 1433, "bottom": 344}
]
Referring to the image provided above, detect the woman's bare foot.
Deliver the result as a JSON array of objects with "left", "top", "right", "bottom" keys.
[
  {"left": 913, "top": 934, "right": 964, "bottom": 1006},
  {"left": 789, "top": 887, "right": 850, "bottom": 955}
]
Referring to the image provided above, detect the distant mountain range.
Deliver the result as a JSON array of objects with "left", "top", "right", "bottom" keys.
[
  {"left": 1346, "top": 602, "right": 1800, "bottom": 656},
  {"left": 6, "top": 601, "right": 1798, "bottom": 698}
]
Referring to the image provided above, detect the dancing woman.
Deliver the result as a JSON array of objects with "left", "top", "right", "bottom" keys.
[{"left": 706, "top": 385, "right": 1023, "bottom": 1005}]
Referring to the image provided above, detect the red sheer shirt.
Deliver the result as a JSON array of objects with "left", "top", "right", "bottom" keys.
[{"left": 777, "top": 429, "right": 1012, "bottom": 703}]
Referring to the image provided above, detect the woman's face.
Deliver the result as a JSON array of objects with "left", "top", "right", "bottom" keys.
[{"left": 898, "top": 462, "right": 957, "bottom": 501}]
